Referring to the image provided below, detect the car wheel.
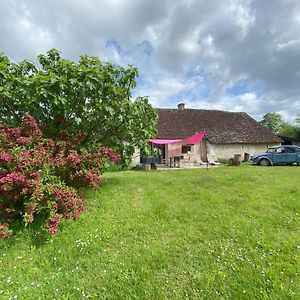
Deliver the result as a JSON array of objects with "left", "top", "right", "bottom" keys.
[{"left": 259, "top": 158, "right": 270, "bottom": 166}]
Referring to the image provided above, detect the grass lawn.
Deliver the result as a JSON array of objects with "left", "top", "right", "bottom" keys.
[{"left": 0, "top": 165, "right": 299, "bottom": 299}]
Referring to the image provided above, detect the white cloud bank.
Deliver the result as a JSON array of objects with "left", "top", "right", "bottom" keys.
[{"left": 0, "top": 0, "right": 299, "bottom": 122}]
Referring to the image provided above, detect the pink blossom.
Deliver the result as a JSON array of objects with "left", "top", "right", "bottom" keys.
[
  {"left": 23, "top": 115, "right": 42, "bottom": 137},
  {"left": 15, "top": 137, "right": 33, "bottom": 145},
  {"left": 0, "top": 172, "right": 26, "bottom": 184},
  {"left": 0, "top": 152, "right": 12, "bottom": 163},
  {"left": 0, "top": 116, "right": 114, "bottom": 238}
]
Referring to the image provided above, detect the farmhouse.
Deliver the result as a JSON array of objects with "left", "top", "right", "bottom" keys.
[{"left": 141, "top": 103, "right": 282, "bottom": 167}]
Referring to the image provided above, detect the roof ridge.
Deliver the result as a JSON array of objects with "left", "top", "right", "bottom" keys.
[{"left": 156, "top": 107, "right": 245, "bottom": 114}]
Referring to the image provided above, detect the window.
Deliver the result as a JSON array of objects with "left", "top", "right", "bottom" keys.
[
  {"left": 266, "top": 148, "right": 276, "bottom": 153},
  {"left": 182, "top": 145, "right": 192, "bottom": 154},
  {"left": 284, "top": 147, "right": 296, "bottom": 153}
]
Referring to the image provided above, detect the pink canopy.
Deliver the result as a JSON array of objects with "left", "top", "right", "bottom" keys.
[{"left": 149, "top": 130, "right": 205, "bottom": 145}]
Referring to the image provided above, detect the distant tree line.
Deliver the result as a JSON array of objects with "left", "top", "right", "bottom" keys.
[{"left": 260, "top": 112, "right": 300, "bottom": 140}]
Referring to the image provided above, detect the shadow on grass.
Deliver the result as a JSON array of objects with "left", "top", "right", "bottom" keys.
[
  {"left": 94, "top": 176, "right": 122, "bottom": 191},
  {"left": 0, "top": 208, "right": 80, "bottom": 249},
  {"left": 1, "top": 180, "right": 118, "bottom": 250},
  {"left": 3, "top": 218, "right": 50, "bottom": 249}
]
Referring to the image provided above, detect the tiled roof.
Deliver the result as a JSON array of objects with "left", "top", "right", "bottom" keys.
[{"left": 157, "top": 108, "right": 283, "bottom": 144}]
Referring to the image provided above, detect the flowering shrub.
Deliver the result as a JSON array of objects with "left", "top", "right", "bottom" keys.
[{"left": 0, "top": 115, "right": 120, "bottom": 237}]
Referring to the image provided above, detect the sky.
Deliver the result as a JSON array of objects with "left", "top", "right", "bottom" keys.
[{"left": 0, "top": 0, "right": 300, "bottom": 123}]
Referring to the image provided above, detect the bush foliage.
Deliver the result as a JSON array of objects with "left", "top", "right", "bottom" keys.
[
  {"left": 0, "top": 115, "right": 119, "bottom": 238},
  {"left": 0, "top": 49, "right": 157, "bottom": 166}
]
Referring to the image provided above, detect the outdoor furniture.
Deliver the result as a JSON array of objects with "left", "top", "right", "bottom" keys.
[{"left": 169, "top": 156, "right": 183, "bottom": 168}]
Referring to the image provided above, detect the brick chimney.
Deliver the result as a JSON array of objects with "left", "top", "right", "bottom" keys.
[{"left": 177, "top": 103, "right": 185, "bottom": 110}]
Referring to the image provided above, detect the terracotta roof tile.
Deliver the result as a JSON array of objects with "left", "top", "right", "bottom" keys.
[{"left": 157, "top": 108, "right": 282, "bottom": 144}]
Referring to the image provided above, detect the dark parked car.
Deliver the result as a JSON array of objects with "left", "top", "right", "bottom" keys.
[{"left": 251, "top": 145, "right": 300, "bottom": 166}]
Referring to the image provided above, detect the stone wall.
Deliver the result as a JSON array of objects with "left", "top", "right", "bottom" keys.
[
  {"left": 165, "top": 143, "right": 203, "bottom": 165},
  {"left": 210, "top": 143, "right": 280, "bottom": 160}
]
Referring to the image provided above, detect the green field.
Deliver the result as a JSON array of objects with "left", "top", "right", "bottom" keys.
[{"left": 0, "top": 166, "right": 299, "bottom": 299}]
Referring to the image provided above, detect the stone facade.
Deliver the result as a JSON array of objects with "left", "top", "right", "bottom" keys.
[
  {"left": 211, "top": 143, "right": 280, "bottom": 159},
  {"left": 133, "top": 141, "right": 281, "bottom": 167},
  {"left": 207, "top": 142, "right": 280, "bottom": 160},
  {"left": 164, "top": 140, "right": 281, "bottom": 164},
  {"left": 165, "top": 143, "right": 202, "bottom": 165}
]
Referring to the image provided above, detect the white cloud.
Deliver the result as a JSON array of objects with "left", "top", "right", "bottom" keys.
[{"left": 0, "top": 0, "right": 299, "bottom": 122}]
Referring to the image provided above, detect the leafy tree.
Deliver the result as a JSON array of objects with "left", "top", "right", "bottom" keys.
[
  {"left": 260, "top": 112, "right": 284, "bottom": 134},
  {"left": 261, "top": 112, "right": 300, "bottom": 140},
  {"left": 0, "top": 49, "right": 157, "bottom": 166},
  {"left": 279, "top": 116, "right": 300, "bottom": 140},
  {"left": 295, "top": 113, "right": 300, "bottom": 127},
  {"left": 279, "top": 123, "right": 297, "bottom": 138}
]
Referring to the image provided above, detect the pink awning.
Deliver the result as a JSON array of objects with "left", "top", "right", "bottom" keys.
[{"left": 149, "top": 130, "right": 205, "bottom": 145}]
